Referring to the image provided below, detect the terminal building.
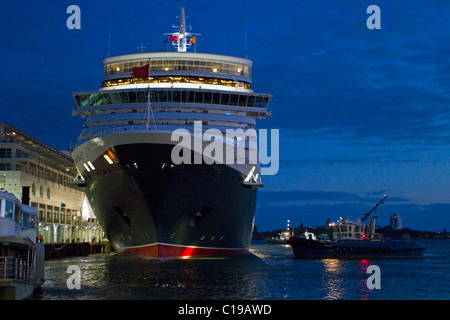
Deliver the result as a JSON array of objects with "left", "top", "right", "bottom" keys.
[{"left": 0, "top": 123, "right": 105, "bottom": 243}]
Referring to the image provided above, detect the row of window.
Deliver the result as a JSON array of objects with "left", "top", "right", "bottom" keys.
[
  {"left": 104, "top": 59, "right": 251, "bottom": 77},
  {"left": 102, "top": 76, "right": 251, "bottom": 89},
  {"left": 0, "top": 148, "right": 27, "bottom": 159},
  {"left": 79, "top": 121, "right": 257, "bottom": 142},
  {"left": 1, "top": 200, "right": 86, "bottom": 229},
  {"left": 0, "top": 148, "right": 12, "bottom": 158},
  {"left": 338, "top": 225, "right": 365, "bottom": 233},
  {"left": 35, "top": 202, "right": 82, "bottom": 225},
  {"left": 0, "top": 163, "right": 11, "bottom": 170},
  {"left": 12, "top": 162, "right": 80, "bottom": 192},
  {"left": 31, "top": 183, "right": 51, "bottom": 199},
  {"left": 74, "top": 89, "right": 271, "bottom": 109},
  {"left": 38, "top": 223, "right": 105, "bottom": 244},
  {"left": 0, "top": 145, "right": 78, "bottom": 189}
]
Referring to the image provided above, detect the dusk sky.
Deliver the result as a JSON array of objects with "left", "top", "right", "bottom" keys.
[{"left": 1, "top": 1, "right": 449, "bottom": 231}]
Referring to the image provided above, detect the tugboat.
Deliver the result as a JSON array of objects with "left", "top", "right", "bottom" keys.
[
  {"left": 0, "top": 192, "right": 45, "bottom": 299},
  {"left": 288, "top": 195, "right": 426, "bottom": 259}
]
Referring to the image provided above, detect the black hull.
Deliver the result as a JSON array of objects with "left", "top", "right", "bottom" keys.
[
  {"left": 81, "top": 142, "right": 257, "bottom": 258},
  {"left": 288, "top": 237, "right": 426, "bottom": 259}
]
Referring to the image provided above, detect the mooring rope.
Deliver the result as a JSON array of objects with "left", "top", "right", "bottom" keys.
[{"left": 49, "top": 243, "right": 70, "bottom": 250}]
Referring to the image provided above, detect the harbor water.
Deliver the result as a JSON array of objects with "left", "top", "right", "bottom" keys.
[{"left": 32, "top": 240, "right": 449, "bottom": 300}]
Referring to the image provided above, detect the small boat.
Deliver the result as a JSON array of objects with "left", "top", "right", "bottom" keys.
[
  {"left": 265, "top": 237, "right": 289, "bottom": 245},
  {"left": 288, "top": 195, "right": 426, "bottom": 259},
  {"left": 0, "top": 192, "right": 45, "bottom": 300},
  {"left": 265, "top": 220, "right": 294, "bottom": 245}
]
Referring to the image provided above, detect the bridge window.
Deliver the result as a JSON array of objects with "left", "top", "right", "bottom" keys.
[
  {"left": 23, "top": 211, "right": 36, "bottom": 229},
  {"left": 4, "top": 200, "right": 14, "bottom": 218},
  {"left": 105, "top": 59, "right": 251, "bottom": 77},
  {"left": 14, "top": 204, "right": 22, "bottom": 224},
  {"left": 74, "top": 90, "right": 270, "bottom": 109},
  {"left": 102, "top": 75, "right": 251, "bottom": 89}
]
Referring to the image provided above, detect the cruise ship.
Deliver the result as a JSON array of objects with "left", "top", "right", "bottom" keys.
[{"left": 71, "top": 8, "right": 272, "bottom": 258}]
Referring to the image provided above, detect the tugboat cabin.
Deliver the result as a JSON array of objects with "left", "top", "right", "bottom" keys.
[{"left": 332, "top": 217, "right": 381, "bottom": 241}]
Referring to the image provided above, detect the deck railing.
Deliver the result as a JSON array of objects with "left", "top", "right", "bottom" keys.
[{"left": 0, "top": 257, "right": 34, "bottom": 282}]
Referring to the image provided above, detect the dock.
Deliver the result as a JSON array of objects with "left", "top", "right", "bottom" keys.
[{"left": 44, "top": 242, "right": 112, "bottom": 259}]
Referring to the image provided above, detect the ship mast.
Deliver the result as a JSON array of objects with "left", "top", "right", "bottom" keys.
[
  {"left": 178, "top": 6, "right": 187, "bottom": 52},
  {"left": 166, "top": 7, "right": 199, "bottom": 52}
]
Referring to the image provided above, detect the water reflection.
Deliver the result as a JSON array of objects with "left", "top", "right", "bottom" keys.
[
  {"left": 34, "top": 241, "right": 448, "bottom": 300},
  {"left": 320, "top": 259, "right": 345, "bottom": 300},
  {"left": 319, "top": 258, "right": 380, "bottom": 300},
  {"left": 37, "top": 252, "right": 268, "bottom": 300},
  {"left": 357, "top": 259, "right": 373, "bottom": 300}
]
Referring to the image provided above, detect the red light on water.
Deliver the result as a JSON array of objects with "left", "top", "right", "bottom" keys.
[{"left": 362, "top": 234, "right": 367, "bottom": 239}]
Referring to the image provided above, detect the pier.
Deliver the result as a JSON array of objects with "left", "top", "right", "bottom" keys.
[{"left": 44, "top": 241, "right": 111, "bottom": 259}]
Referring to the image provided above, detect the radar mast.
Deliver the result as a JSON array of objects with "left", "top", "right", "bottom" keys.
[{"left": 165, "top": 6, "right": 200, "bottom": 52}]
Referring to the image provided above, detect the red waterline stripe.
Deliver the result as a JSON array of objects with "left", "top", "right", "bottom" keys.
[{"left": 122, "top": 243, "right": 249, "bottom": 259}]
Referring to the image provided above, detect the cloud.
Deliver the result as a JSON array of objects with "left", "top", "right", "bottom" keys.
[
  {"left": 280, "top": 156, "right": 421, "bottom": 169},
  {"left": 257, "top": 189, "right": 408, "bottom": 206},
  {"left": 255, "top": 190, "right": 449, "bottom": 232},
  {"left": 258, "top": 190, "right": 361, "bottom": 203},
  {"left": 251, "top": 2, "right": 450, "bottom": 147}
]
